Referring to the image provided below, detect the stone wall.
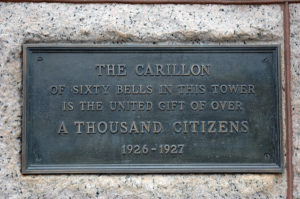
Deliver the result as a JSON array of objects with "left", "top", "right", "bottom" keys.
[
  {"left": 0, "top": 3, "right": 294, "bottom": 198},
  {"left": 290, "top": 3, "right": 300, "bottom": 199}
]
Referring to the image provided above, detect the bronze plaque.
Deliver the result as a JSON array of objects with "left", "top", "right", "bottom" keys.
[{"left": 22, "top": 45, "right": 282, "bottom": 173}]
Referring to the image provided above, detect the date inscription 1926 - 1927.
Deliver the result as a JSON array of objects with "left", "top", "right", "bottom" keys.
[{"left": 22, "top": 45, "right": 281, "bottom": 174}]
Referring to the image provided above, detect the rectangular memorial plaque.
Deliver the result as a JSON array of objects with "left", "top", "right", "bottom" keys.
[{"left": 22, "top": 44, "right": 282, "bottom": 174}]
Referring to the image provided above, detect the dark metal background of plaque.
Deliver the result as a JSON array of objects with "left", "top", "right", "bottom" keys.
[{"left": 22, "top": 45, "right": 282, "bottom": 174}]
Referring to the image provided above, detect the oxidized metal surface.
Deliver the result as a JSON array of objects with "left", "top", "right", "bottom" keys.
[{"left": 22, "top": 45, "right": 281, "bottom": 173}]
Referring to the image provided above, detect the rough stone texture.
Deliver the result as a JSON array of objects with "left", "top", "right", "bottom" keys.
[
  {"left": 0, "top": 3, "right": 287, "bottom": 198},
  {"left": 290, "top": 4, "right": 300, "bottom": 199}
]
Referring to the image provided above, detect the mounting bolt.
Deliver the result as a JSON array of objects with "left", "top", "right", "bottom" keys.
[
  {"left": 264, "top": 153, "right": 271, "bottom": 160},
  {"left": 37, "top": 56, "right": 43, "bottom": 62}
]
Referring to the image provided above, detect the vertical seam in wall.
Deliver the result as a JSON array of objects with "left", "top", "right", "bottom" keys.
[{"left": 284, "top": 2, "right": 293, "bottom": 199}]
